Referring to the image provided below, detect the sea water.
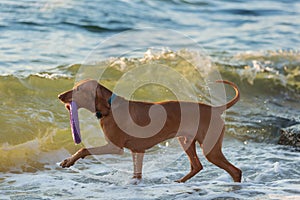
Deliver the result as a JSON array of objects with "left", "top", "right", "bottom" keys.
[{"left": 0, "top": 0, "right": 300, "bottom": 199}]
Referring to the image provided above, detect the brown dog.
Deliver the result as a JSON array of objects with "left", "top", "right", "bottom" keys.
[{"left": 58, "top": 79, "right": 241, "bottom": 183}]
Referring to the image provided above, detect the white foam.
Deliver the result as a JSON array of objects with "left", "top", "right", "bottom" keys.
[{"left": 1, "top": 140, "right": 300, "bottom": 199}]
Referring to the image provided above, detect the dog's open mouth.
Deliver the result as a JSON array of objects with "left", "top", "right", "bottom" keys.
[{"left": 65, "top": 103, "right": 71, "bottom": 111}]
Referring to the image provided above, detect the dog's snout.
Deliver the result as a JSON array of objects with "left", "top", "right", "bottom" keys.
[
  {"left": 58, "top": 92, "right": 68, "bottom": 101},
  {"left": 58, "top": 93, "right": 64, "bottom": 100},
  {"left": 58, "top": 90, "right": 72, "bottom": 103}
]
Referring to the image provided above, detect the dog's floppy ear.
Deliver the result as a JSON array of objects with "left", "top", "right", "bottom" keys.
[
  {"left": 95, "top": 83, "right": 112, "bottom": 115},
  {"left": 96, "top": 83, "right": 112, "bottom": 101}
]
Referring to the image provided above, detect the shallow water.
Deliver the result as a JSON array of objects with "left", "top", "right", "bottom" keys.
[
  {"left": 1, "top": 0, "right": 300, "bottom": 199},
  {"left": 1, "top": 140, "right": 300, "bottom": 200}
]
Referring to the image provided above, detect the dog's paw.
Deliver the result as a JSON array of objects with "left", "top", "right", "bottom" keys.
[
  {"left": 175, "top": 179, "right": 185, "bottom": 183},
  {"left": 128, "top": 178, "right": 142, "bottom": 185},
  {"left": 60, "top": 157, "right": 75, "bottom": 168}
]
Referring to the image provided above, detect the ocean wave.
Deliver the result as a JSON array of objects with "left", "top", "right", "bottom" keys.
[
  {"left": 7, "top": 48, "right": 299, "bottom": 92},
  {"left": 0, "top": 128, "right": 74, "bottom": 172},
  {"left": 62, "top": 21, "right": 132, "bottom": 33},
  {"left": 1, "top": 49, "right": 299, "bottom": 172}
]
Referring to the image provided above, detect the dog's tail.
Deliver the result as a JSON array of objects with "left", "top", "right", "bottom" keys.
[{"left": 215, "top": 80, "right": 240, "bottom": 111}]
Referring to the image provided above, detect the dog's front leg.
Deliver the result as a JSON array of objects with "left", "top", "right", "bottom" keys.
[
  {"left": 131, "top": 152, "right": 144, "bottom": 180},
  {"left": 60, "top": 142, "right": 124, "bottom": 168}
]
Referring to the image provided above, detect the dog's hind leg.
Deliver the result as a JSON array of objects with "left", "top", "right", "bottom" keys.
[
  {"left": 131, "top": 152, "right": 144, "bottom": 180},
  {"left": 205, "top": 127, "right": 242, "bottom": 182},
  {"left": 176, "top": 138, "right": 203, "bottom": 183}
]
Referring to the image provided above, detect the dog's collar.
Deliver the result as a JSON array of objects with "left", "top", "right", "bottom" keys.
[
  {"left": 95, "top": 93, "right": 117, "bottom": 119},
  {"left": 108, "top": 93, "right": 117, "bottom": 105}
]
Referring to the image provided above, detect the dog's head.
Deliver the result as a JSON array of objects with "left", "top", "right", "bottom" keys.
[{"left": 58, "top": 79, "right": 112, "bottom": 115}]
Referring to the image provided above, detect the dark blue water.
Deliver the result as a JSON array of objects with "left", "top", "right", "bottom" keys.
[{"left": 1, "top": 0, "right": 299, "bottom": 74}]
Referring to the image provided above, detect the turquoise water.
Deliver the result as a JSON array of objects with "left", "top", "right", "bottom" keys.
[{"left": 0, "top": 0, "right": 300, "bottom": 199}]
